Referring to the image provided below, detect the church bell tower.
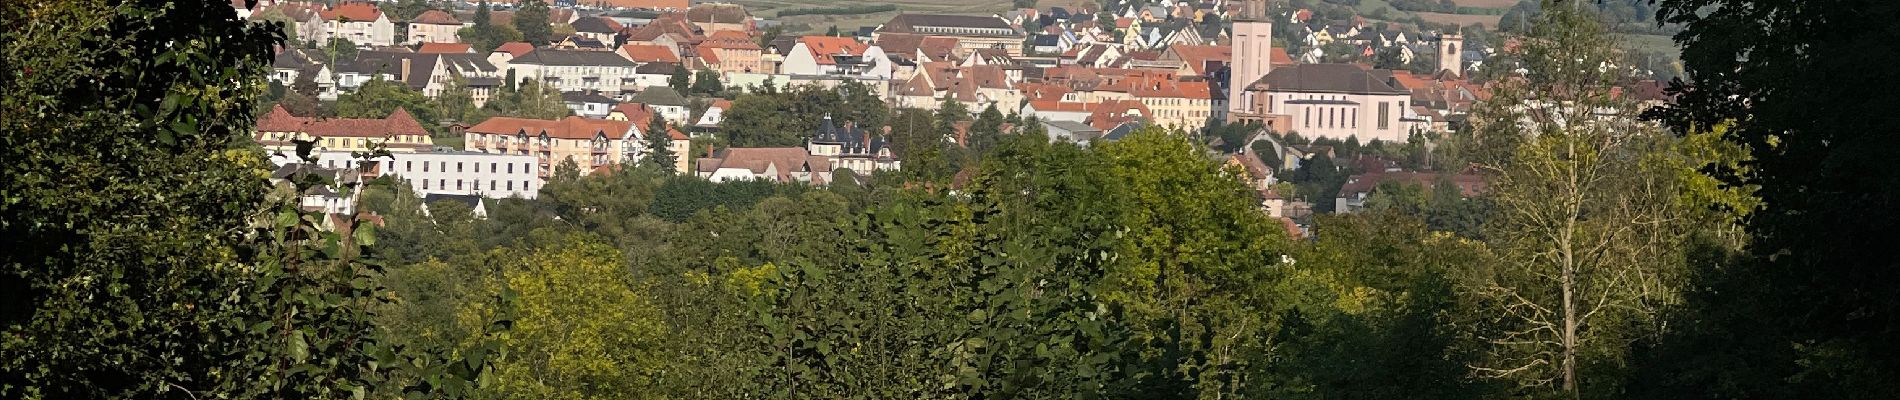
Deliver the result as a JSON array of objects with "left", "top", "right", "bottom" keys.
[{"left": 1228, "top": 0, "right": 1274, "bottom": 120}]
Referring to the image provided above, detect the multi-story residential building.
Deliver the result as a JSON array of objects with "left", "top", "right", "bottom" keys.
[
  {"left": 384, "top": 151, "right": 542, "bottom": 198},
  {"left": 505, "top": 49, "right": 641, "bottom": 93},
  {"left": 806, "top": 116, "right": 900, "bottom": 174},
  {"left": 321, "top": 2, "right": 396, "bottom": 47},
  {"left": 407, "top": 10, "right": 462, "bottom": 44},
  {"left": 1131, "top": 78, "right": 1221, "bottom": 132},
  {"left": 464, "top": 115, "right": 691, "bottom": 176},
  {"left": 1236, "top": 63, "right": 1415, "bottom": 143},
  {"left": 254, "top": 105, "right": 435, "bottom": 154},
  {"left": 273, "top": 151, "right": 543, "bottom": 199},
  {"left": 696, "top": 30, "right": 767, "bottom": 74},
  {"left": 779, "top": 36, "right": 893, "bottom": 79},
  {"left": 874, "top": 14, "right": 1024, "bottom": 57}
]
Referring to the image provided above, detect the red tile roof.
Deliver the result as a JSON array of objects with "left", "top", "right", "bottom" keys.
[
  {"left": 619, "top": 44, "right": 680, "bottom": 63},
  {"left": 411, "top": 9, "right": 459, "bottom": 25},
  {"left": 701, "top": 30, "right": 761, "bottom": 50},
  {"left": 494, "top": 41, "right": 535, "bottom": 57},
  {"left": 798, "top": 36, "right": 868, "bottom": 64},
  {"left": 1169, "top": 45, "right": 1230, "bottom": 76},
  {"left": 1271, "top": 47, "right": 1295, "bottom": 66},
  {"left": 255, "top": 105, "right": 427, "bottom": 137},
  {"left": 467, "top": 116, "right": 634, "bottom": 140},
  {"left": 611, "top": 103, "right": 655, "bottom": 124},
  {"left": 322, "top": 2, "right": 382, "bottom": 22}
]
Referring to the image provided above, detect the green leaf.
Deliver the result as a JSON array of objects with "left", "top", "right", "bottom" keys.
[
  {"left": 288, "top": 330, "right": 310, "bottom": 363},
  {"left": 353, "top": 222, "right": 377, "bottom": 246}
]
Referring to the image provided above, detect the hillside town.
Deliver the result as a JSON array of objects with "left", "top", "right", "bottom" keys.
[
  {"left": 14, "top": 0, "right": 1892, "bottom": 397},
  {"left": 241, "top": 0, "right": 1683, "bottom": 233}
]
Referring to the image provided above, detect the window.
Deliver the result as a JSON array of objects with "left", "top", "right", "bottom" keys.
[
  {"left": 507, "top": 181, "right": 514, "bottom": 190},
  {"left": 405, "top": 161, "right": 413, "bottom": 172},
  {"left": 1351, "top": 108, "right": 1357, "bottom": 128},
  {"left": 1304, "top": 108, "right": 1311, "bottom": 128},
  {"left": 423, "top": 162, "right": 429, "bottom": 172},
  {"left": 423, "top": 180, "right": 430, "bottom": 189},
  {"left": 490, "top": 180, "right": 497, "bottom": 191},
  {"left": 490, "top": 162, "right": 497, "bottom": 172},
  {"left": 456, "top": 180, "right": 463, "bottom": 190},
  {"left": 438, "top": 179, "right": 444, "bottom": 189},
  {"left": 1377, "top": 102, "right": 1390, "bottom": 129},
  {"left": 475, "top": 162, "right": 481, "bottom": 173},
  {"left": 439, "top": 161, "right": 446, "bottom": 171},
  {"left": 457, "top": 162, "right": 463, "bottom": 172},
  {"left": 507, "top": 163, "right": 514, "bottom": 173}
]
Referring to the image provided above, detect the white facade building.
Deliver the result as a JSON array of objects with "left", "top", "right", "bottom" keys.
[
  {"left": 505, "top": 49, "right": 641, "bottom": 94},
  {"left": 274, "top": 151, "right": 542, "bottom": 199}
]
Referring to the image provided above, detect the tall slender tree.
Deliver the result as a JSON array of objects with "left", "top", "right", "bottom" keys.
[
  {"left": 514, "top": 0, "right": 553, "bottom": 45},
  {"left": 1458, "top": 3, "right": 1727, "bottom": 396},
  {"left": 643, "top": 114, "right": 677, "bottom": 174}
]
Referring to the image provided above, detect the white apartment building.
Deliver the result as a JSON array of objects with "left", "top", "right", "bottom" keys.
[
  {"left": 274, "top": 151, "right": 542, "bottom": 199},
  {"left": 321, "top": 3, "right": 396, "bottom": 47},
  {"left": 504, "top": 49, "right": 641, "bottom": 94}
]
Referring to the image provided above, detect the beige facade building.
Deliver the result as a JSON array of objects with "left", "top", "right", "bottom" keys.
[
  {"left": 407, "top": 10, "right": 462, "bottom": 44},
  {"left": 253, "top": 105, "right": 435, "bottom": 154},
  {"left": 465, "top": 116, "right": 692, "bottom": 177}
]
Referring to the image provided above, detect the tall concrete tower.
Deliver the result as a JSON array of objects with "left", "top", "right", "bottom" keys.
[
  {"left": 1438, "top": 32, "right": 1464, "bottom": 77},
  {"left": 1228, "top": 0, "right": 1274, "bottom": 118}
]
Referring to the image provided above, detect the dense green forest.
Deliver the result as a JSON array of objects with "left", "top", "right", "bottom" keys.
[{"left": 3, "top": 0, "right": 1896, "bottom": 399}]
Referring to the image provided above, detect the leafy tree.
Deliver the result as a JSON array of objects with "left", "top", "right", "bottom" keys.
[
  {"left": 0, "top": 2, "right": 494, "bottom": 397},
  {"left": 513, "top": 0, "right": 553, "bottom": 45},
  {"left": 388, "top": 0, "right": 431, "bottom": 22},
  {"left": 887, "top": 108, "right": 947, "bottom": 180},
  {"left": 460, "top": 1, "right": 523, "bottom": 53},
  {"left": 251, "top": 6, "right": 299, "bottom": 44},
  {"left": 718, "top": 92, "right": 798, "bottom": 146},
  {"left": 691, "top": 68, "right": 724, "bottom": 95},
  {"left": 967, "top": 103, "right": 1006, "bottom": 154},
  {"left": 1457, "top": 4, "right": 1736, "bottom": 396},
  {"left": 1626, "top": 0, "right": 1900, "bottom": 395},
  {"left": 669, "top": 65, "right": 691, "bottom": 93},
  {"left": 933, "top": 96, "right": 970, "bottom": 147},
  {"left": 336, "top": 76, "right": 439, "bottom": 132},
  {"left": 466, "top": 235, "right": 667, "bottom": 399},
  {"left": 757, "top": 25, "right": 782, "bottom": 47},
  {"left": 322, "top": 37, "right": 359, "bottom": 63},
  {"left": 482, "top": 79, "right": 569, "bottom": 120},
  {"left": 434, "top": 74, "right": 479, "bottom": 124}
]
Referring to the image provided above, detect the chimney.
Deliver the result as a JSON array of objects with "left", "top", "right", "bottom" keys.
[{"left": 399, "top": 58, "right": 412, "bottom": 82}]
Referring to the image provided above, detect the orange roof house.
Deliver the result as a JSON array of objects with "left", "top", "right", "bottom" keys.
[
  {"left": 619, "top": 44, "right": 681, "bottom": 63},
  {"left": 798, "top": 35, "right": 869, "bottom": 64},
  {"left": 321, "top": 2, "right": 383, "bottom": 21}
]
